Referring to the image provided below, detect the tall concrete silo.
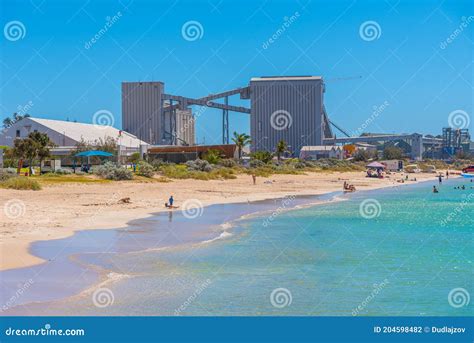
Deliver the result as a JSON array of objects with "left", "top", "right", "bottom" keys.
[
  {"left": 250, "top": 76, "right": 332, "bottom": 155},
  {"left": 122, "top": 81, "right": 164, "bottom": 145},
  {"left": 122, "top": 81, "right": 195, "bottom": 146}
]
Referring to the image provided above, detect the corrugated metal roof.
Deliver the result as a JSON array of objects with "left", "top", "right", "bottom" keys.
[
  {"left": 300, "top": 145, "right": 341, "bottom": 151},
  {"left": 250, "top": 76, "right": 322, "bottom": 82},
  {"left": 29, "top": 117, "right": 147, "bottom": 147}
]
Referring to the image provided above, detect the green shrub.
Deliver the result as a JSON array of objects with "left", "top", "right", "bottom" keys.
[
  {"left": 1, "top": 177, "right": 41, "bottom": 190},
  {"left": 94, "top": 162, "right": 133, "bottom": 180},
  {"left": 149, "top": 158, "right": 173, "bottom": 170},
  {"left": 219, "top": 158, "right": 237, "bottom": 168},
  {"left": 159, "top": 164, "right": 237, "bottom": 180},
  {"left": 137, "top": 161, "right": 155, "bottom": 178},
  {"left": 160, "top": 164, "right": 191, "bottom": 179},
  {"left": 1, "top": 168, "right": 17, "bottom": 181},
  {"left": 209, "top": 167, "right": 237, "bottom": 179},
  {"left": 250, "top": 151, "right": 273, "bottom": 163},
  {"left": 294, "top": 161, "right": 307, "bottom": 169},
  {"left": 0, "top": 172, "right": 15, "bottom": 182},
  {"left": 129, "top": 152, "right": 140, "bottom": 164},
  {"left": 186, "top": 159, "right": 213, "bottom": 172},
  {"left": 250, "top": 159, "right": 265, "bottom": 168},
  {"left": 202, "top": 149, "right": 222, "bottom": 164}
]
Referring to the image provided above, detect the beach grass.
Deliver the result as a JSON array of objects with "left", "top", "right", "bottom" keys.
[
  {"left": 36, "top": 174, "right": 111, "bottom": 184},
  {"left": 159, "top": 165, "right": 238, "bottom": 180},
  {"left": 0, "top": 177, "right": 42, "bottom": 190}
]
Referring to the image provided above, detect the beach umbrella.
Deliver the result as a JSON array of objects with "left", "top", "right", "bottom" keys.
[
  {"left": 74, "top": 150, "right": 114, "bottom": 169},
  {"left": 74, "top": 150, "right": 114, "bottom": 157}
]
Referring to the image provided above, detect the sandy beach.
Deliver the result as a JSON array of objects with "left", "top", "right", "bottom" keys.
[{"left": 0, "top": 171, "right": 442, "bottom": 271}]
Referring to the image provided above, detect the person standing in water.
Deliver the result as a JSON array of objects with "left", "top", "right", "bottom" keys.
[
  {"left": 433, "top": 186, "right": 439, "bottom": 193},
  {"left": 438, "top": 175, "right": 442, "bottom": 184}
]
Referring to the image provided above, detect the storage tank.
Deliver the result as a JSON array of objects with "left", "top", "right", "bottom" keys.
[{"left": 250, "top": 76, "right": 328, "bottom": 156}]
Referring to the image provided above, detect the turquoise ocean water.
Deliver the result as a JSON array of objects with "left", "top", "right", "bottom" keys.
[{"left": 2, "top": 178, "right": 473, "bottom": 316}]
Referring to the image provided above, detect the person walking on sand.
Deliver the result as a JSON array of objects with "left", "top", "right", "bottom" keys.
[
  {"left": 252, "top": 174, "right": 257, "bottom": 185},
  {"left": 169, "top": 195, "right": 174, "bottom": 207},
  {"left": 446, "top": 170, "right": 449, "bottom": 179}
]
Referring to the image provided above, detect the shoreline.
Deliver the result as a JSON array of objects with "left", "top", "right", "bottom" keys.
[
  {"left": 0, "top": 171, "right": 446, "bottom": 271},
  {"left": 2, "top": 176, "right": 465, "bottom": 316},
  {"left": 2, "top": 188, "right": 347, "bottom": 315}
]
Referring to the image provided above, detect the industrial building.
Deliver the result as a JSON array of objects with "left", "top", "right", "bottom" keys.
[
  {"left": 122, "top": 76, "right": 332, "bottom": 156},
  {"left": 250, "top": 76, "right": 333, "bottom": 154},
  {"left": 442, "top": 127, "right": 471, "bottom": 158},
  {"left": 121, "top": 76, "right": 470, "bottom": 161},
  {"left": 122, "top": 82, "right": 195, "bottom": 146},
  {"left": 0, "top": 117, "right": 147, "bottom": 158}
]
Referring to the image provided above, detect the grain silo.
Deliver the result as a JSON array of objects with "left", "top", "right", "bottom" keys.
[
  {"left": 250, "top": 76, "right": 333, "bottom": 155},
  {"left": 122, "top": 81, "right": 194, "bottom": 146}
]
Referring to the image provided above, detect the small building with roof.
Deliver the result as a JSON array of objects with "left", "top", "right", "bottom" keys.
[{"left": 299, "top": 145, "right": 343, "bottom": 160}]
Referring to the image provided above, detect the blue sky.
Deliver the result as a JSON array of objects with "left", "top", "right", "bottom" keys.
[{"left": 1, "top": 0, "right": 472, "bottom": 144}]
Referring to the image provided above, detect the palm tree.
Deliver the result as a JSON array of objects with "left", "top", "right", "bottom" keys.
[
  {"left": 275, "top": 140, "right": 288, "bottom": 162},
  {"left": 231, "top": 132, "right": 251, "bottom": 160}
]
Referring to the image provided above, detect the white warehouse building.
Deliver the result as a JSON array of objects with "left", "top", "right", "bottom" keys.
[{"left": 0, "top": 117, "right": 148, "bottom": 157}]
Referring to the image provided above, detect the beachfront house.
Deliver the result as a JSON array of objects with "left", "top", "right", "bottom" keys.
[
  {"left": 299, "top": 145, "right": 344, "bottom": 160},
  {"left": 0, "top": 117, "right": 149, "bottom": 164}
]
